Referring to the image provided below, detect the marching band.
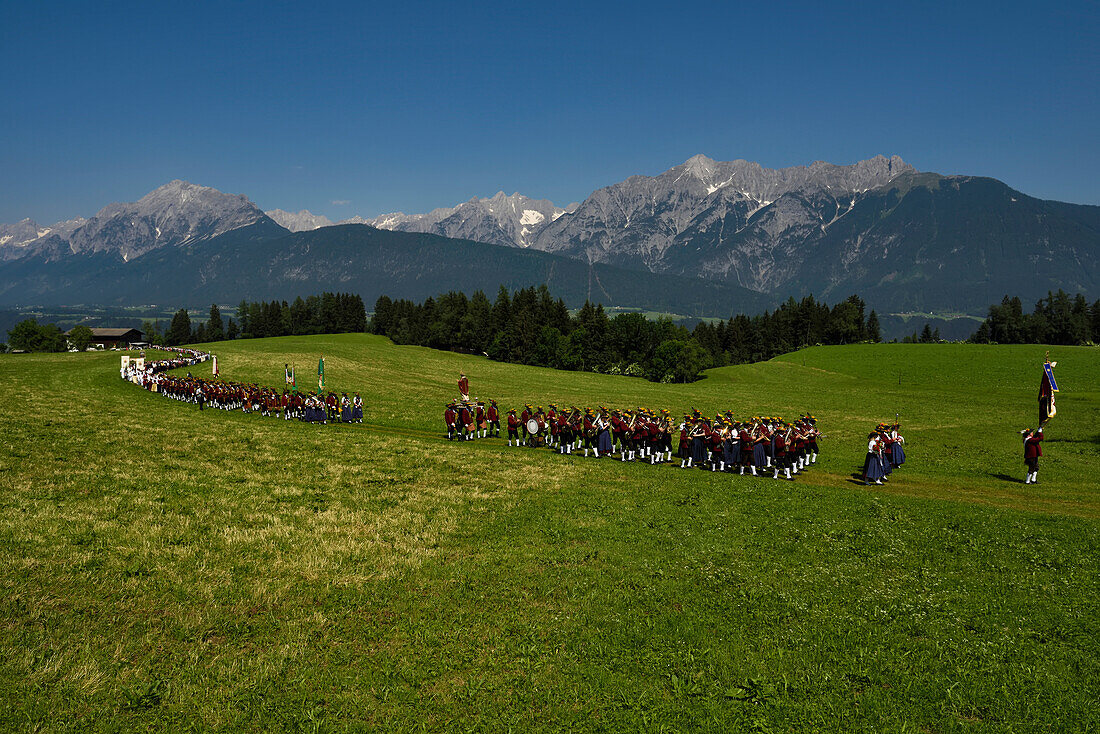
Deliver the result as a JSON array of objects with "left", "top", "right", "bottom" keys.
[{"left": 449, "top": 401, "right": 826, "bottom": 480}]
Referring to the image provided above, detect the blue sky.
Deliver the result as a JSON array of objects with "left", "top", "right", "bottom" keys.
[{"left": 2, "top": 0, "right": 1098, "bottom": 223}]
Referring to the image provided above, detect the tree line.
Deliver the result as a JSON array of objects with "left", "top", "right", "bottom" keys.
[
  {"left": 371, "top": 286, "right": 882, "bottom": 383},
  {"left": 148, "top": 293, "right": 368, "bottom": 346},
  {"left": 970, "top": 291, "right": 1100, "bottom": 345}
]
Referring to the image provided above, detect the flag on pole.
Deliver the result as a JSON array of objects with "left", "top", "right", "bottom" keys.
[
  {"left": 212, "top": 355, "right": 219, "bottom": 377},
  {"left": 318, "top": 355, "right": 325, "bottom": 391},
  {"left": 290, "top": 365, "right": 296, "bottom": 392}
]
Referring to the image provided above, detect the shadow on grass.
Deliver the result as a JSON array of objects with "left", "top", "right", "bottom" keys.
[
  {"left": 1045, "top": 434, "right": 1100, "bottom": 445},
  {"left": 989, "top": 472, "right": 1024, "bottom": 484}
]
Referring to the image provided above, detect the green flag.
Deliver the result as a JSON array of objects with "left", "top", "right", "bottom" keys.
[{"left": 318, "top": 355, "right": 325, "bottom": 391}]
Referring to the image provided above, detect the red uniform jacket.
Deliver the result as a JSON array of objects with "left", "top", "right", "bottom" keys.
[
  {"left": 1024, "top": 432, "right": 1043, "bottom": 458},
  {"left": 444, "top": 408, "right": 456, "bottom": 426}
]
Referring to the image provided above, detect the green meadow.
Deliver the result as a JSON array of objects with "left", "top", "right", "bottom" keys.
[{"left": 1, "top": 335, "right": 1098, "bottom": 731}]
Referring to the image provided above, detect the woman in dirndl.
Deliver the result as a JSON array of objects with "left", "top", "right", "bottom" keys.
[
  {"left": 596, "top": 411, "right": 613, "bottom": 455},
  {"left": 690, "top": 418, "right": 708, "bottom": 466},
  {"left": 890, "top": 423, "right": 905, "bottom": 466},
  {"left": 862, "top": 433, "right": 886, "bottom": 484}
]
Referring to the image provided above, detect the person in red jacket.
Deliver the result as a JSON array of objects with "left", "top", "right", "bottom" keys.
[
  {"left": 678, "top": 416, "right": 692, "bottom": 468},
  {"left": 457, "top": 403, "right": 473, "bottom": 441},
  {"left": 486, "top": 400, "right": 500, "bottom": 438},
  {"left": 444, "top": 403, "right": 457, "bottom": 440},
  {"left": 1023, "top": 427, "right": 1044, "bottom": 484},
  {"left": 475, "top": 401, "right": 487, "bottom": 439},
  {"left": 506, "top": 409, "right": 520, "bottom": 446}
]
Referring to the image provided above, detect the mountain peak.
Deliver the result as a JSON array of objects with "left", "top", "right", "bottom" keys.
[
  {"left": 682, "top": 154, "right": 717, "bottom": 178},
  {"left": 59, "top": 180, "right": 268, "bottom": 260}
]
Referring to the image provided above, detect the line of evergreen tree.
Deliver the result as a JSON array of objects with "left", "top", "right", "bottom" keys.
[
  {"left": 236, "top": 293, "right": 367, "bottom": 339},
  {"left": 156, "top": 293, "right": 367, "bottom": 346},
  {"left": 970, "top": 291, "right": 1100, "bottom": 345},
  {"left": 371, "top": 286, "right": 880, "bottom": 383}
]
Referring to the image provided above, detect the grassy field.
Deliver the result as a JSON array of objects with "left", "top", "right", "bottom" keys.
[{"left": 1, "top": 336, "right": 1098, "bottom": 731}]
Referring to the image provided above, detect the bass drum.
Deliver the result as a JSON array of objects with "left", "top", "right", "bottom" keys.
[{"left": 526, "top": 418, "right": 540, "bottom": 435}]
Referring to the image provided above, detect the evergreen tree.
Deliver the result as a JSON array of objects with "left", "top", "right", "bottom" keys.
[
  {"left": 491, "top": 286, "right": 511, "bottom": 334},
  {"left": 166, "top": 309, "right": 192, "bottom": 346},
  {"left": 866, "top": 310, "right": 882, "bottom": 343},
  {"left": 208, "top": 304, "right": 224, "bottom": 341},
  {"left": 237, "top": 300, "right": 249, "bottom": 336},
  {"left": 970, "top": 321, "right": 991, "bottom": 344},
  {"left": 290, "top": 296, "right": 309, "bottom": 334},
  {"left": 919, "top": 323, "right": 934, "bottom": 343},
  {"left": 226, "top": 318, "right": 239, "bottom": 340},
  {"left": 142, "top": 319, "right": 163, "bottom": 346},
  {"left": 371, "top": 295, "right": 393, "bottom": 335}
]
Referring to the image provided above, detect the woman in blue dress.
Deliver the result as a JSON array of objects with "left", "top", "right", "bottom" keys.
[
  {"left": 862, "top": 433, "right": 886, "bottom": 484},
  {"left": 596, "top": 410, "right": 614, "bottom": 455}
]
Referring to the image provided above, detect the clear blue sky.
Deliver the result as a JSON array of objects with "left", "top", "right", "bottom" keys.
[{"left": 2, "top": 0, "right": 1098, "bottom": 224}]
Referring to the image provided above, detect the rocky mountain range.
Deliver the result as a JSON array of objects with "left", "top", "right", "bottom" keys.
[
  {"left": 1, "top": 180, "right": 270, "bottom": 263},
  {"left": 530, "top": 154, "right": 914, "bottom": 281},
  {"left": 364, "top": 191, "right": 577, "bottom": 248},
  {"left": 1, "top": 156, "right": 1097, "bottom": 315},
  {"left": 265, "top": 209, "right": 334, "bottom": 232}
]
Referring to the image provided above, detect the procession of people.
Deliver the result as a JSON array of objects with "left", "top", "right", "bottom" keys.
[
  {"left": 445, "top": 392, "right": 825, "bottom": 479},
  {"left": 120, "top": 346, "right": 364, "bottom": 425}
]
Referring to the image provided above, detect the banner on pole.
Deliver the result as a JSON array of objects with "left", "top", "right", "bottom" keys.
[
  {"left": 318, "top": 356, "right": 325, "bottom": 391},
  {"left": 1044, "top": 361, "right": 1059, "bottom": 392},
  {"left": 213, "top": 355, "right": 219, "bottom": 377}
]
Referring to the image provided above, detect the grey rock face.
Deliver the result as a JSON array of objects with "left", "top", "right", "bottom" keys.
[
  {"left": 65, "top": 180, "right": 266, "bottom": 261},
  {"left": 0, "top": 219, "right": 46, "bottom": 260},
  {"left": 367, "top": 191, "right": 573, "bottom": 248},
  {"left": 266, "top": 209, "right": 335, "bottom": 232},
  {"left": 0, "top": 216, "right": 88, "bottom": 261},
  {"left": 1, "top": 181, "right": 267, "bottom": 264},
  {"left": 531, "top": 154, "right": 915, "bottom": 288}
]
